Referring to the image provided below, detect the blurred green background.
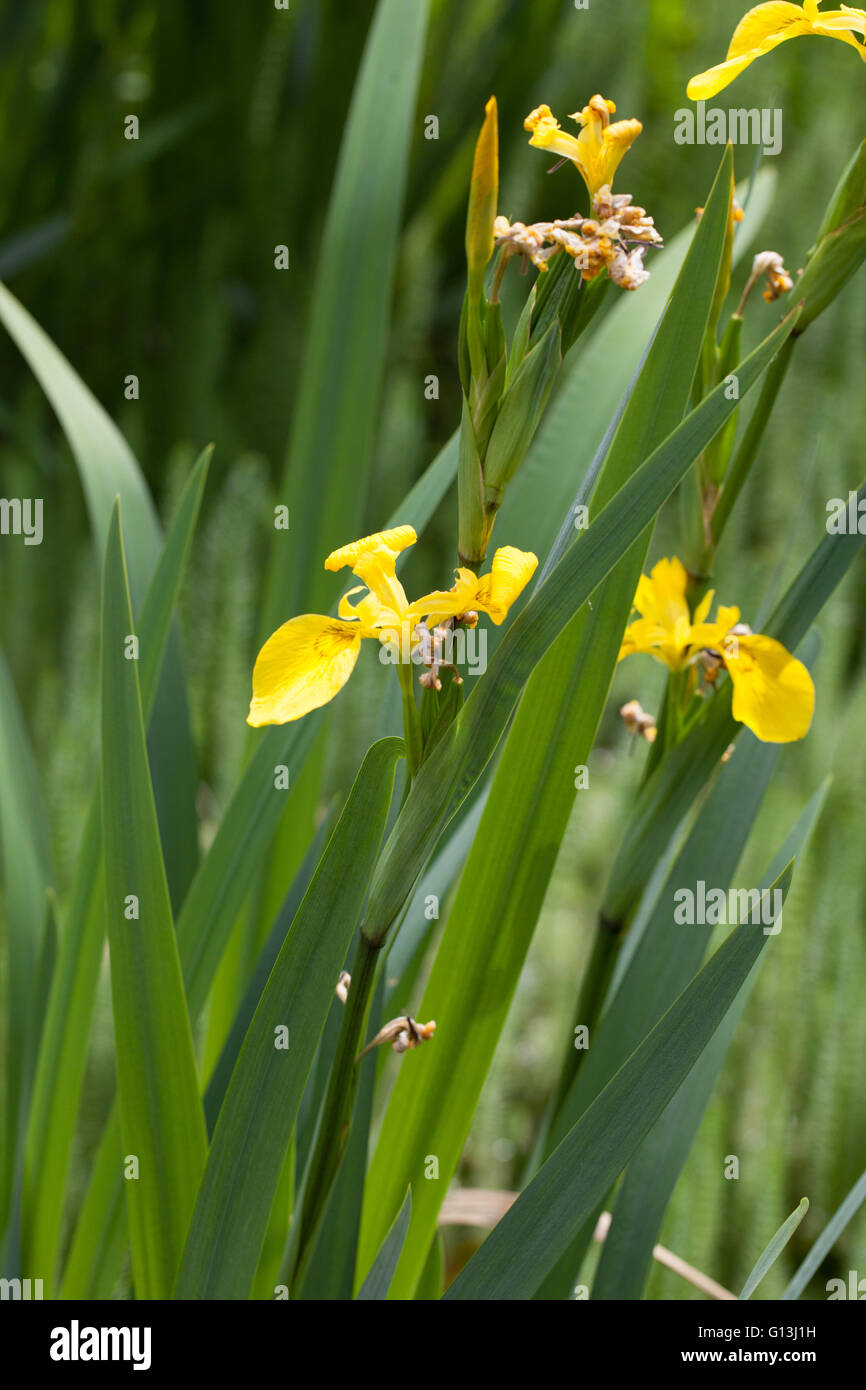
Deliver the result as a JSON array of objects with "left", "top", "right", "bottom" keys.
[{"left": 0, "top": 0, "right": 864, "bottom": 1298}]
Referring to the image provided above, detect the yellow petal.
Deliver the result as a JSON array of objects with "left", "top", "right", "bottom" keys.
[
  {"left": 474, "top": 546, "right": 539, "bottom": 624},
  {"left": 715, "top": 605, "right": 742, "bottom": 633},
  {"left": 525, "top": 96, "right": 641, "bottom": 197},
  {"left": 687, "top": 4, "right": 813, "bottom": 99},
  {"left": 247, "top": 615, "right": 361, "bottom": 726},
  {"left": 325, "top": 525, "right": 415, "bottom": 621},
  {"left": 813, "top": 12, "right": 866, "bottom": 57},
  {"left": 597, "top": 119, "right": 643, "bottom": 189},
  {"left": 412, "top": 568, "right": 480, "bottom": 625},
  {"left": 324, "top": 526, "right": 417, "bottom": 572},
  {"left": 724, "top": 633, "right": 815, "bottom": 742},
  {"left": 572, "top": 97, "right": 641, "bottom": 194},
  {"left": 618, "top": 617, "right": 681, "bottom": 669},
  {"left": 524, "top": 103, "right": 557, "bottom": 133},
  {"left": 692, "top": 588, "right": 716, "bottom": 626},
  {"left": 632, "top": 557, "right": 690, "bottom": 629},
  {"left": 727, "top": 2, "right": 813, "bottom": 56},
  {"left": 525, "top": 114, "right": 586, "bottom": 165}
]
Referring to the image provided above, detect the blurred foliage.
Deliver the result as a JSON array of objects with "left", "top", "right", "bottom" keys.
[{"left": 0, "top": 0, "right": 864, "bottom": 1297}]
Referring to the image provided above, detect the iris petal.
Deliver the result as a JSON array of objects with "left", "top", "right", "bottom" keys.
[
  {"left": 724, "top": 633, "right": 815, "bottom": 742},
  {"left": 474, "top": 546, "right": 539, "bottom": 624},
  {"left": 248, "top": 615, "right": 362, "bottom": 726}
]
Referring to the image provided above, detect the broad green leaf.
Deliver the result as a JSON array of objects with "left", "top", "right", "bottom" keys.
[
  {"left": 202, "top": 812, "right": 334, "bottom": 1132},
  {"left": 357, "top": 1190, "right": 412, "bottom": 1301},
  {"left": 59, "top": 1120, "right": 127, "bottom": 1300},
  {"left": 444, "top": 868, "right": 793, "bottom": 1300},
  {"left": 261, "top": 0, "right": 431, "bottom": 630},
  {"left": 740, "top": 1199, "right": 809, "bottom": 1300},
  {"left": 100, "top": 504, "right": 207, "bottom": 1299},
  {"left": 783, "top": 1167, "right": 866, "bottom": 1300},
  {"left": 22, "top": 448, "right": 211, "bottom": 1295},
  {"left": 0, "top": 281, "right": 198, "bottom": 910},
  {"left": 175, "top": 716, "right": 322, "bottom": 1017},
  {"left": 173, "top": 737, "right": 404, "bottom": 1300}
]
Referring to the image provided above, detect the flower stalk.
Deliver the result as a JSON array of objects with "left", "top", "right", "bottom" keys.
[{"left": 291, "top": 933, "right": 381, "bottom": 1289}]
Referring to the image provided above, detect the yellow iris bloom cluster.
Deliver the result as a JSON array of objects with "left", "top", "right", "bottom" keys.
[
  {"left": 618, "top": 558, "right": 814, "bottom": 744},
  {"left": 523, "top": 95, "right": 643, "bottom": 200},
  {"left": 247, "top": 527, "right": 537, "bottom": 726}
]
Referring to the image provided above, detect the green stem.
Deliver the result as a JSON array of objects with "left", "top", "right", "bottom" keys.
[
  {"left": 291, "top": 933, "right": 380, "bottom": 1289},
  {"left": 397, "top": 657, "right": 423, "bottom": 778}
]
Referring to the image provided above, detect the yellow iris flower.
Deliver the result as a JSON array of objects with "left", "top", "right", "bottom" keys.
[
  {"left": 687, "top": 1, "right": 866, "bottom": 100},
  {"left": 524, "top": 95, "right": 643, "bottom": 199},
  {"left": 618, "top": 558, "right": 814, "bottom": 743},
  {"left": 247, "top": 527, "right": 538, "bottom": 726}
]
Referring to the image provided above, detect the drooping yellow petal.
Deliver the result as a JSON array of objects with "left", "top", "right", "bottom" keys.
[
  {"left": 687, "top": 1, "right": 866, "bottom": 100},
  {"left": 687, "top": 3, "right": 814, "bottom": 98},
  {"left": 247, "top": 615, "right": 361, "bottom": 726},
  {"left": 723, "top": 632, "right": 815, "bottom": 742},
  {"left": 473, "top": 546, "right": 539, "bottom": 624}
]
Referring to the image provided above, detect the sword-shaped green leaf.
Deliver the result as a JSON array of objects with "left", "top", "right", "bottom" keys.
[{"left": 100, "top": 504, "right": 207, "bottom": 1299}]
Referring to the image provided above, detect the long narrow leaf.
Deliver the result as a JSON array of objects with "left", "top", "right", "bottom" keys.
[
  {"left": 0, "top": 281, "right": 198, "bottom": 908},
  {"left": 261, "top": 0, "right": 430, "bottom": 629},
  {"left": 100, "top": 504, "right": 207, "bottom": 1299},
  {"left": 357, "top": 1191, "right": 412, "bottom": 1301},
  {"left": 740, "top": 1199, "right": 810, "bottom": 1300},
  {"left": 22, "top": 448, "right": 211, "bottom": 1294}
]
